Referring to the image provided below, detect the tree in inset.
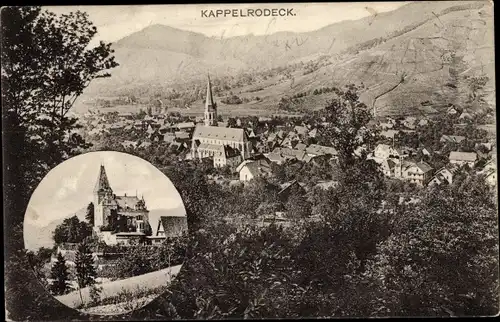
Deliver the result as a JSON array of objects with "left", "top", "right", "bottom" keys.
[
  {"left": 75, "top": 242, "right": 97, "bottom": 305},
  {"left": 49, "top": 252, "right": 70, "bottom": 296},
  {"left": 86, "top": 202, "right": 95, "bottom": 226}
]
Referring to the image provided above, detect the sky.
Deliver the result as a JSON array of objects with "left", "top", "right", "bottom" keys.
[
  {"left": 24, "top": 151, "right": 186, "bottom": 228},
  {"left": 44, "top": 3, "right": 406, "bottom": 46}
]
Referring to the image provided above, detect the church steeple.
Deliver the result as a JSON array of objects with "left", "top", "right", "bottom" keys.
[{"left": 204, "top": 74, "right": 217, "bottom": 126}]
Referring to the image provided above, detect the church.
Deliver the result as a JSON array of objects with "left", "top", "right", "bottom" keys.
[
  {"left": 191, "top": 75, "right": 252, "bottom": 167},
  {"left": 93, "top": 165, "right": 151, "bottom": 245}
]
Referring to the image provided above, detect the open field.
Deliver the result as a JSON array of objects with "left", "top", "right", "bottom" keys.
[{"left": 55, "top": 264, "right": 182, "bottom": 310}]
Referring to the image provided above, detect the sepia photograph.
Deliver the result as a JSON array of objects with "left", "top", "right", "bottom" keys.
[
  {"left": 2, "top": 1, "right": 498, "bottom": 320},
  {"left": 23, "top": 151, "right": 188, "bottom": 315}
]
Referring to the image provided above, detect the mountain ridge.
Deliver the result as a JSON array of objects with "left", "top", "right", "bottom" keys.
[{"left": 82, "top": 1, "right": 493, "bottom": 117}]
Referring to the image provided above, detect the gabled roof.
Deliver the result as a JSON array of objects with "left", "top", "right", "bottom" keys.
[
  {"left": 175, "top": 122, "right": 195, "bottom": 129},
  {"left": 267, "top": 152, "right": 286, "bottom": 163},
  {"left": 115, "top": 195, "right": 143, "bottom": 210},
  {"left": 242, "top": 160, "right": 273, "bottom": 177},
  {"left": 305, "top": 144, "right": 338, "bottom": 156},
  {"left": 416, "top": 161, "right": 433, "bottom": 173},
  {"left": 193, "top": 125, "right": 245, "bottom": 142},
  {"left": 175, "top": 131, "right": 190, "bottom": 140},
  {"left": 449, "top": 151, "right": 477, "bottom": 162},
  {"left": 440, "top": 135, "right": 466, "bottom": 143},
  {"left": 157, "top": 216, "right": 188, "bottom": 238},
  {"left": 294, "top": 143, "right": 307, "bottom": 151},
  {"left": 273, "top": 147, "right": 307, "bottom": 161},
  {"left": 315, "top": 180, "right": 339, "bottom": 190},
  {"left": 294, "top": 125, "right": 308, "bottom": 135},
  {"left": 278, "top": 180, "right": 307, "bottom": 195},
  {"left": 380, "top": 130, "right": 399, "bottom": 139}
]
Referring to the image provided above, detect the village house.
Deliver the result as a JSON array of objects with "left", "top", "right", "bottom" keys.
[
  {"left": 150, "top": 131, "right": 164, "bottom": 142},
  {"left": 380, "top": 129, "right": 399, "bottom": 140},
  {"left": 213, "top": 145, "right": 242, "bottom": 168},
  {"left": 449, "top": 151, "right": 477, "bottom": 167},
  {"left": 272, "top": 147, "right": 307, "bottom": 162},
  {"left": 174, "top": 121, "right": 196, "bottom": 132},
  {"left": 175, "top": 131, "right": 191, "bottom": 142},
  {"left": 479, "top": 157, "right": 497, "bottom": 187},
  {"left": 294, "top": 142, "right": 307, "bottom": 151},
  {"left": 447, "top": 106, "right": 458, "bottom": 115},
  {"left": 418, "top": 119, "right": 429, "bottom": 127},
  {"left": 459, "top": 111, "right": 474, "bottom": 121},
  {"left": 440, "top": 135, "right": 466, "bottom": 144},
  {"left": 373, "top": 144, "right": 399, "bottom": 160},
  {"left": 163, "top": 133, "right": 176, "bottom": 144},
  {"left": 237, "top": 158, "right": 273, "bottom": 181},
  {"left": 121, "top": 140, "right": 138, "bottom": 149},
  {"left": 392, "top": 161, "right": 433, "bottom": 186},
  {"left": 315, "top": 180, "right": 339, "bottom": 190},
  {"left": 308, "top": 128, "right": 318, "bottom": 138},
  {"left": 421, "top": 146, "right": 433, "bottom": 157},
  {"left": 278, "top": 180, "right": 308, "bottom": 203},
  {"left": 379, "top": 122, "right": 394, "bottom": 130},
  {"left": 428, "top": 165, "right": 460, "bottom": 187},
  {"left": 294, "top": 125, "right": 309, "bottom": 137},
  {"left": 475, "top": 142, "right": 493, "bottom": 152},
  {"left": 266, "top": 151, "right": 287, "bottom": 165},
  {"left": 305, "top": 144, "right": 338, "bottom": 158},
  {"left": 147, "top": 216, "right": 188, "bottom": 245},
  {"left": 402, "top": 117, "right": 417, "bottom": 129},
  {"left": 378, "top": 158, "right": 398, "bottom": 177}
]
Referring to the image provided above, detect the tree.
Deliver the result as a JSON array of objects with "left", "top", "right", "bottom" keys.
[
  {"left": 2, "top": 7, "right": 117, "bottom": 320},
  {"left": 53, "top": 216, "right": 92, "bottom": 244},
  {"left": 318, "top": 84, "right": 378, "bottom": 169},
  {"left": 86, "top": 202, "right": 95, "bottom": 226},
  {"left": 227, "top": 117, "right": 237, "bottom": 128},
  {"left": 26, "top": 246, "right": 54, "bottom": 288},
  {"left": 362, "top": 180, "right": 498, "bottom": 316},
  {"left": 2, "top": 7, "right": 118, "bottom": 198},
  {"left": 75, "top": 242, "right": 97, "bottom": 302},
  {"left": 49, "top": 253, "right": 70, "bottom": 296},
  {"left": 285, "top": 191, "right": 311, "bottom": 219}
]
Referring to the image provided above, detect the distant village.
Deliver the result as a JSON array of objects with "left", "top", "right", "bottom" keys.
[{"left": 78, "top": 77, "right": 497, "bottom": 215}]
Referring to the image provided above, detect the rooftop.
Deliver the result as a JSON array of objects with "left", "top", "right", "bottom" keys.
[{"left": 193, "top": 125, "right": 246, "bottom": 142}]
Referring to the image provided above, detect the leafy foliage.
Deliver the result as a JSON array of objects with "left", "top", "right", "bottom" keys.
[
  {"left": 53, "top": 216, "right": 93, "bottom": 244},
  {"left": 86, "top": 202, "right": 95, "bottom": 226}
]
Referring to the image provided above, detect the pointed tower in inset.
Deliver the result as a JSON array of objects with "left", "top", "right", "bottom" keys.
[
  {"left": 94, "top": 165, "right": 113, "bottom": 202},
  {"left": 204, "top": 74, "right": 217, "bottom": 127},
  {"left": 93, "top": 165, "right": 114, "bottom": 227}
]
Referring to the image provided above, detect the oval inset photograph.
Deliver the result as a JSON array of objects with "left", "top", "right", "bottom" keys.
[{"left": 23, "top": 151, "right": 188, "bottom": 315}]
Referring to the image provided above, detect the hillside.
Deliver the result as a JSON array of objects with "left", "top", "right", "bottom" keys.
[
  {"left": 24, "top": 207, "right": 87, "bottom": 251},
  {"left": 81, "top": 1, "right": 493, "bottom": 117}
]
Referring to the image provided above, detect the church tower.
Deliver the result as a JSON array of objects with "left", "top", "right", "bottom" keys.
[
  {"left": 204, "top": 74, "right": 217, "bottom": 126},
  {"left": 93, "top": 165, "right": 113, "bottom": 227}
]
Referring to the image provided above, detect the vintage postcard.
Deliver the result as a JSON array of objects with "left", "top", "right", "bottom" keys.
[{"left": 2, "top": 2, "right": 497, "bottom": 320}]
